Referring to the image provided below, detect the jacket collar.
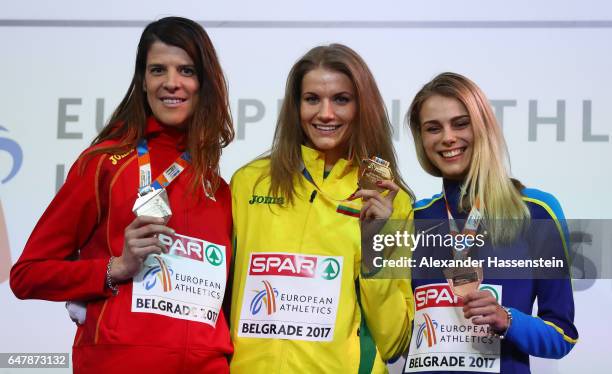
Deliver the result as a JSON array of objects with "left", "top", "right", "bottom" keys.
[
  {"left": 145, "top": 116, "right": 186, "bottom": 140},
  {"left": 300, "top": 145, "right": 353, "bottom": 186},
  {"left": 443, "top": 178, "right": 467, "bottom": 218}
]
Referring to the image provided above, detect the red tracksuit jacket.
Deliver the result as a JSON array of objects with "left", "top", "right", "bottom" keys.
[{"left": 11, "top": 117, "right": 233, "bottom": 373}]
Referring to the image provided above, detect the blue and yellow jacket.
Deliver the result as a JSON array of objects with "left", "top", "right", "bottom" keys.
[{"left": 409, "top": 179, "right": 578, "bottom": 373}]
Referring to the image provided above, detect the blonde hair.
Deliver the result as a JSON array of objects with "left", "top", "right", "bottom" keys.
[
  {"left": 266, "top": 44, "right": 413, "bottom": 204},
  {"left": 408, "top": 72, "right": 529, "bottom": 245}
]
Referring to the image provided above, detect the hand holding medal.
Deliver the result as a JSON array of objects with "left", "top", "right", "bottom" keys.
[
  {"left": 354, "top": 157, "right": 399, "bottom": 273},
  {"left": 462, "top": 290, "right": 511, "bottom": 337},
  {"left": 354, "top": 179, "right": 399, "bottom": 222},
  {"left": 353, "top": 156, "right": 398, "bottom": 221},
  {"left": 110, "top": 215, "right": 175, "bottom": 283},
  {"left": 110, "top": 138, "right": 189, "bottom": 284},
  {"left": 440, "top": 194, "right": 510, "bottom": 336}
]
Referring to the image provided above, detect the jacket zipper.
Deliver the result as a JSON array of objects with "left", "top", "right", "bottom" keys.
[{"left": 309, "top": 190, "right": 317, "bottom": 203}]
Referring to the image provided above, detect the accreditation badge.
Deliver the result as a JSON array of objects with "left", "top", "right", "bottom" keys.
[
  {"left": 238, "top": 252, "right": 343, "bottom": 341},
  {"left": 405, "top": 283, "right": 502, "bottom": 373},
  {"left": 359, "top": 156, "right": 394, "bottom": 192},
  {"left": 131, "top": 232, "right": 227, "bottom": 327},
  {"left": 132, "top": 188, "right": 172, "bottom": 223}
]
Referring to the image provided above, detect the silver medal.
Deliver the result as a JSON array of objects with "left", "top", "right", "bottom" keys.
[{"left": 132, "top": 188, "right": 172, "bottom": 223}]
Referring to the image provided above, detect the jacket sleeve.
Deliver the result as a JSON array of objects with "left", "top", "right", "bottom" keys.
[
  {"left": 228, "top": 170, "right": 245, "bottom": 327},
  {"left": 358, "top": 191, "right": 415, "bottom": 361},
  {"left": 505, "top": 191, "right": 578, "bottom": 358},
  {"left": 506, "top": 300, "right": 577, "bottom": 359},
  {"left": 10, "top": 153, "right": 112, "bottom": 301},
  {"left": 217, "top": 179, "right": 234, "bottom": 325}
]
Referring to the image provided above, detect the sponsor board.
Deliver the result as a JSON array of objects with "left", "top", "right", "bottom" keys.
[
  {"left": 132, "top": 232, "right": 226, "bottom": 327},
  {"left": 405, "top": 283, "right": 502, "bottom": 373},
  {"left": 239, "top": 252, "right": 343, "bottom": 341}
]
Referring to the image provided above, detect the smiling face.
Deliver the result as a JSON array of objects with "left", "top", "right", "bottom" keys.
[
  {"left": 300, "top": 68, "right": 356, "bottom": 167},
  {"left": 419, "top": 94, "right": 474, "bottom": 180},
  {"left": 144, "top": 41, "right": 199, "bottom": 128}
]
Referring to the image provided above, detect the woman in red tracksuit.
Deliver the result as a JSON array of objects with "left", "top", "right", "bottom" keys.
[{"left": 10, "top": 17, "right": 234, "bottom": 373}]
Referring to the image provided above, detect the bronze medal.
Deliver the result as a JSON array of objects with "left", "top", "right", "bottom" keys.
[
  {"left": 444, "top": 265, "right": 483, "bottom": 298},
  {"left": 358, "top": 156, "right": 394, "bottom": 192}
]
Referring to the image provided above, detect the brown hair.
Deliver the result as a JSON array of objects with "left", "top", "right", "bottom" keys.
[
  {"left": 84, "top": 16, "right": 233, "bottom": 193},
  {"left": 408, "top": 72, "right": 529, "bottom": 245},
  {"left": 267, "top": 43, "right": 412, "bottom": 203}
]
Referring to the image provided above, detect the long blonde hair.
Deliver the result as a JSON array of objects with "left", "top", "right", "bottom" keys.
[
  {"left": 408, "top": 72, "right": 529, "bottom": 245},
  {"left": 267, "top": 44, "right": 413, "bottom": 204}
]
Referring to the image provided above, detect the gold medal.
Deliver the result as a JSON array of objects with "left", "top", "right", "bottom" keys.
[
  {"left": 359, "top": 156, "right": 393, "bottom": 192},
  {"left": 443, "top": 265, "right": 483, "bottom": 298}
]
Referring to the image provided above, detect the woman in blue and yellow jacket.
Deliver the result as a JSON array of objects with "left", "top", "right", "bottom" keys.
[{"left": 403, "top": 72, "right": 578, "bottom": 373}]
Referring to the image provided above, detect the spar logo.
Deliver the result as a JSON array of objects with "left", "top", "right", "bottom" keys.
[
  {"left": 416, "top": 313, "right": 439, "bottom": 348},
  {"left": 205, "top": 244, "right": 223, "bottom": 266},
  {"left": 143, "top": 256, "right": 174, "bottom": 292},
  {"left": 250, "top": 254, "right": 317, "bottom": 278},
  {"left": 415, "top": 284, "right": 501, "bottom": 310},
  {"left": 0, "top": 125, "right": 23, "bottom": 284},
  {"left": 415, "top": 284, "right": 460, "bottom": 310},
  {"left": 249, "top": 253, "right": 341, "bottom": 280},
  {"left": 250, "top": 280, "right": 278, "bottom": 315},
  {"left": 158, "top": 233, "right": 224, "bottom": 267},
  {"left": 320, "top": 258, "right": 340, "bottom": 280}
]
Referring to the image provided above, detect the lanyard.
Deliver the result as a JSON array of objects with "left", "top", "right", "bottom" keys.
[
  {"left": 301, "top": 166, "right": 358, "bottom": 205},
  {"left": 443, "top": 193, "right": 482, "bottom": 259},
  {"left": 136, "top": 138, "right": 191, "bottom": 195}
]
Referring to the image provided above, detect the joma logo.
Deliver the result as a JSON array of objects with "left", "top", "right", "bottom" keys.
[
  {"left": 248, "top": 194, "right": 284, "bottom": 205},
  {"left": 108, "top": 150, "right": 133, "bottom": 165}
]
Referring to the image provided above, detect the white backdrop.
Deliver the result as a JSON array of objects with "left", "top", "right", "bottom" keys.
[{"left": 1, "top": 1, "right": 611, "bottom": 373}]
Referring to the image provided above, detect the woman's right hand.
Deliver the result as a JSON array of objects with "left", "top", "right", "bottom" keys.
[
  {"left": 353, "top": 180, "right": 399, "bottom": 221},
  {"left": 110, "top": 216, "right": 175, "bottom": 283},
  {"left": 354, "top": 180, "right": 400, "bottom": 272}
]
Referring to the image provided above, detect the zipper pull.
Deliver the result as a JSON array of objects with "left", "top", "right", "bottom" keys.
[{"left": 309, "top": 190, "right": 317, "bottom": 203}]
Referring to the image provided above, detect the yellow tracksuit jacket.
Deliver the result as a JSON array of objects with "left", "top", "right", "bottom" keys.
[{"left": 230, "top": 145, "right": 414, "bottom": 373}]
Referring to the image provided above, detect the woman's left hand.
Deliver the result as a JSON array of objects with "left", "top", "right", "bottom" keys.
[
  {"left": 353, "top": 180, "right": 399, "bottom": 221},
  {"left": 462, "top": 290, "right": 509, "bottom": 334}
]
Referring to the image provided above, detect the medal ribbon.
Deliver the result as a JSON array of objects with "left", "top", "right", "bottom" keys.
[
  {"left": 301, "top": 166, "right": 358, "bottom": 204},
  {"left": 136, "top": 139, "right": 191, "bottom": 195},
  {"left": 443, "top": 193, "right": 482, "bottom": 260}
]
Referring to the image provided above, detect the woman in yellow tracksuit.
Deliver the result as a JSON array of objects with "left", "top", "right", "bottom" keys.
[{"left": 230, "top": 44, "right": 414, "bottom": 373}]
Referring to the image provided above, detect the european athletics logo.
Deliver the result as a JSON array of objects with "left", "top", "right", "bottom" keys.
[
  {"left": 143, "top": 256, "right": 174, "bottom": 292},
  {"left": 250, "top": 280, "right": 278, "bottom": 315},
  {"left": 416, "top": 313, "right": 439, "bottom": 349},
  {"left": 0, "top": 125, "right": 23, "bottom": 284}
]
